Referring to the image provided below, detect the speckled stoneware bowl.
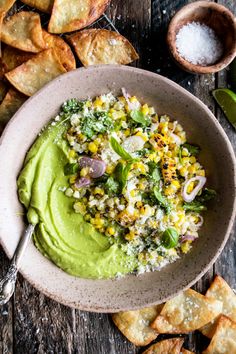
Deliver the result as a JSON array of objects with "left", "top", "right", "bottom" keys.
[{"left": 0, "top": 66, "right": 235, "bottom": 312}]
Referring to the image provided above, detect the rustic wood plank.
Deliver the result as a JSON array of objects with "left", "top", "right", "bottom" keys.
[
  {"left": 13, "top": 275, "right": 76, "bottom": 354},
  {"left": 0, "top": 250, "right": 13, "bottom": 354},
  {"left": 214, "top": 0, "right": 236, "bottom": 296}
]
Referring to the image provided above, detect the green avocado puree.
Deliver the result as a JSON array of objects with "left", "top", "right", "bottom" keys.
[{"left": 17, "top": 121, "right": 136, "bottom": 279}]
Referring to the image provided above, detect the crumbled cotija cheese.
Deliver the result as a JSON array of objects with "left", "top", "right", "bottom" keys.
[{"left": 176, "top": 21, "right": 223, "bottom": 65}]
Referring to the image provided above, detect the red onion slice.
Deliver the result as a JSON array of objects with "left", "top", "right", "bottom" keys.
[
  {"left": 182, "top": 176, "right": 206, "bottom": 203},
  {"left": 79, "top": 156, "right": 106, "bottom": 178},
  {"left": 75, "top": 177, "right": 91, "bottom": 188},
  {"left": 181, "top": 234, "right": 197, "bottom": 242}
]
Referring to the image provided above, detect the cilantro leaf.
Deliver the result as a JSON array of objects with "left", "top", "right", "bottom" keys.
[
  {"left": 130, "top": 110, "right": 151, "bottom": 126},
  {"left": 153, "top": 186, "right": 172, "bottom": 214},
  {"left": 110, "top": 137, "right": 135, "bottom": 161}
]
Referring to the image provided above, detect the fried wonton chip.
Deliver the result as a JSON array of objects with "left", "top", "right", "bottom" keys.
[
  {"left": 48, "top": 0, "right": 111, "bottom": 34},
  {"left": 5, "top": 48, "right": 67, "bottom": 96},
  {"left": 1, "top": 12, "right": 45, "bottom": 53},
  {"left": 0, "top": 80, "right": 7, "bottom": 102},
  {"left": 151, "top": 289, "right": 222, "bottom": 334},
  {"left": 0, "top": 0, "right": 15, "bottom": 12},
  {"left": 200, "top": 276, "right": 236, "bottom": 338},
  {"left": 67, "top": 29, "right": 139, "bottom": 66},
  {"left": 182, "top": 349, "right": 195, "bottom": 354},
  {"left": 21, "top": 0, "right": 54, "bottom": 13},
  {"left": 2, "top": 46, "right": 35, "bottom": 72},
  {"left": 42, "top": 30, "right": 76, "bottom": 71},
  {"left": 112, "top": 305, "right": 163, "bottom": 346},
  {"left": 203, "top": 315, "right": 236, "bottom": 354},
  {"left": 0, "top": 88, "right": 26, "bottom": 134},
  {"left": 143, "top": 338, "right": 184, "bottom": 354}
]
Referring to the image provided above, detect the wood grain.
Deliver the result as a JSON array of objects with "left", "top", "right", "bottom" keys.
[{"left": 0, "top": 1, "right": 235, "bottom": 353}]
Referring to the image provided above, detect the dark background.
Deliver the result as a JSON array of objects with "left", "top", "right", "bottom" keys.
[{"left": 0, "top": 0, "right": 236, "bottom": 353}]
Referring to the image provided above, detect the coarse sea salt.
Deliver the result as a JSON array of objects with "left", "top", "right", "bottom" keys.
[{"left": 176, "top": 21, "right": 223, "bottom": 66}]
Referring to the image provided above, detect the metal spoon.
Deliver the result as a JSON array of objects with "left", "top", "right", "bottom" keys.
[{"left": 0, "top": 224, "right": 35, "bottom": 305}]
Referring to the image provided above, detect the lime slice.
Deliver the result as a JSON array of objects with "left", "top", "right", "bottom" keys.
[{"left": 212, "top": 88, "right": 236, "bottom": 130}]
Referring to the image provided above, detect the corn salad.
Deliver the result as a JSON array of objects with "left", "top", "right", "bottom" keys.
[{"left": 57, "top": 92, "right": 215, "bottom": 275}]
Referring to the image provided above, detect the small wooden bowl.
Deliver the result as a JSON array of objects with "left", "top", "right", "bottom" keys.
[{"left": 167, "top": 1, "right": 236, "bottom": 74}]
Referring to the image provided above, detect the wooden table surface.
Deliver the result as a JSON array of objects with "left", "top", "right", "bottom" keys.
[{"left": 0, "top": 0, "right": 236, "bottom": 353}]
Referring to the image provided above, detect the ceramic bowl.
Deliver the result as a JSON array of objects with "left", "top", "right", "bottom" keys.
[
  {"left": 167, "top": 1, "right": 236, "bottom": 74},
  {"left": 0, "top": 65, "right": 235, "bottom": 312}
]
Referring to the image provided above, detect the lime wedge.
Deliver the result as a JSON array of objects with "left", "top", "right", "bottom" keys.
[{"left": 212, "top": 88, "right": 236, "bottom": 130}]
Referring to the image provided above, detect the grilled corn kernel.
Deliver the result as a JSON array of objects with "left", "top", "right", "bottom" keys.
[
  {"left": 80, "top": 167, "right": 89, "bottom": 177},
  {"left": 107, "top": 227, "right": 115, "bottom": 236},
  {"left": 188, "top": 165, "right": 196, "bottom": 174},
  {"left": 197, "top": 169, "right": 205, "bottom": 177},
  {"left": 124, "top": 128, "right": 131, "bottom": 137},
  {"left": 93, "top": 98, "right": 103, "bottom": 107},
  {"left": 106, "top": 165, "right": 115, "bottom": 174},
  {"left": 69, "top": 149, "right": 76, "bottom": 158},
  {"left": 88, "top": 142, "right": 98, "bottom": 153},
  {"left": 179, "top": 167, "right": 188, "bottom": 177},
  {"left": 181, "top": 148, "right": 189, "bottom": 157},
  {"left": 125, "top": 231, "right": 135, "bottom": 241},
  {"left": 69, "top": 175, "right": 77, "bottom": 184},
  {"left": 141, "top": 104, "right": 149, "bottom": 115},
  {"left": 136, "top": 131, "right": 148, "bottom": 142},
  {"left": 130, "top": 96, "right": 138, "bottom": 103},
  {"left": 94, "top": 219, "right": 104, "bottom": 228},
  {"left": 164, "top": 186, "right": 174, "bottom": 196},
  {"left": 181, "top": 242, "right": 191, "bottom": 254},
  {"left": 94, "top": 187, "right": 104, "bottom": 196},
  {"left": 171, "top": 180, "right": 180, "bottom": 189},
  {"left": 136, "top": 201, "right": 143, "bottom": 208},
  {"left": 130, "top": 190, "right": 136, "bottom": 197},
  {"left": 189, "top": 156, "right": 196, "bottom": 164},
  {"left": 187, "top": 181, "right": 194, "bottom": 193}
]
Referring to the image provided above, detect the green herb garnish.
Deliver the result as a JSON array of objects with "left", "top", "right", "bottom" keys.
[
  {"left": 153, "top": 186, "right": 172, "bottom": 214},
  {"left": 161, "top": 228, "right": 179, "bottom": 249},
  {"left": 64, "top": 163, "right": 79, "bottom": 176},
  {"left": 104, "top": 177, "right": 120, "bottom": 195},
  {"left": 130, "top": 110, "right": 151, "bottom": 126},
  {"left": 115, "top": 162, "right": 132, "bottom": 191},
  {"left": 182, "top": 143, "right": 200, "bottom": 156},
  {"left": 148, "top": 161, "right": 161, "bottom": 183},
  {"left": 183, "top": 188, "right": 216, "bottom": 212},
  {"left": 81, "top": 111, "right": 114, "bottom": 139},
  {"left": 62, "top": 99, "right": 84, "bottom": 114},
  {"left": 110, "top": 137, "right": 135, "bottom": 161},
  {"left": 183, "top": 202, "right": 207, "bottom": 212}
]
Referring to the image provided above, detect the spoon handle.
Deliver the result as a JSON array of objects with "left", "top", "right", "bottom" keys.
[{"left": 0, "top": 224, "right": 35, "bottom": 306}]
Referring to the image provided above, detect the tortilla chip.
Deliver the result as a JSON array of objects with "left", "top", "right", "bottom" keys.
[
  {"left": 143, "top": 338, "right": 184, "bottom": 354},
  {"left": 0, "top": 88, "right": 26, "bottom": 134},
  {"left": 5, "top": 48, "right": 67, "bottom": 96},
  {"left": 2, "top": 46, "right": 35, "bottom": 72},
  {"left": 21, "top": 0, "right": 54, "bottom": 13},
  {"left": 42, "top": 30, "right": 76, "bottom": 71},
  {"left": 151, "top": 289, "right": 222, "bottom": 334},
  {"left": 1, "top": 11, "right": 45, "bottom": 53},
  {"left": 0, "top": 0, "right": 15, "bottom": 12},
  {"left": 67, "top": 29, "right": 139, "bottom": 66},
  {"left": 200, "top": 275, "right": 236, "bottom": 338},
  {"left": 48, "top": 0, "right": 111, "bottom": 34},
  {"left": 203, "top": 315, "right": 236, "bottom": 354},
  {"left": 112, "top": 305, "right": 162, "bottom": 346},
  {"left": 182, "top": 349, "right": 195, "bottom": 354},
  {"left": 0, "top": 80, "right": 7, "bottom": 102}
]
